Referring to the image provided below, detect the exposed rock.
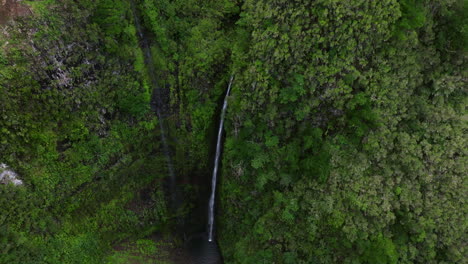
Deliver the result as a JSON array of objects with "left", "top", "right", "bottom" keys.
[
  {"left": 0, "top": 163, "right": 23, "bottom": 186},
  {"left": 0, "top": 0, "right": 32, "bottom": 25}
]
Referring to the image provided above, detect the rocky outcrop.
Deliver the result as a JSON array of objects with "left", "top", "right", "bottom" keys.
[
  {"left": 0, "top": 0, "right": 32, "bottom": 25},
  {"left": 0, "top": 163, "right": 23, "bottom": 186}
]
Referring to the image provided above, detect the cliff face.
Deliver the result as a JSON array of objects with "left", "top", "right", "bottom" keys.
[{"left": 0, "top": 0, "right": 31, "bottom": 25}]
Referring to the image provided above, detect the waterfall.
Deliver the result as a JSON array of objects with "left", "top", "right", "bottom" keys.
[
  {"left": 208, "top": 75, "right": 234, "bottom": 242},
  {"left": 130, "top": 0, "right": 176, "bottom": 202}
]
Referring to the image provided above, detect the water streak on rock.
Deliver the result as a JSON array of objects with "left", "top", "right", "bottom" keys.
[{"left": 129, "top": 0, "right": 176, "bottom": 203}]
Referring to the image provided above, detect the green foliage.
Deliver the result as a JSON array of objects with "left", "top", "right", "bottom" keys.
[
  {"left": 398, "top": 0, "right": 427, "bottom": 30},
  {"left": 434, "top": 0, "right": 468, "bottom": 56},
  {"left": 359, "top": 234, "right": 398, "bottom": 264},
  {"left": 1, "top": 0, "right": 466, "bottom": 263},
  {"left": 105, "top": 239, "right": 172, "bottom": 264},
  {"left": 0, "top": 0, "right": 170, "bottom": 262},
  {"left": 217, "top": 0, "right": 466, "bottom": 263}
]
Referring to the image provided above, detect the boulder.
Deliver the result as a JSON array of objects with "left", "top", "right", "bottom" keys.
[{"left": 0, "top": 163, "right": 23, "bottom": 186}]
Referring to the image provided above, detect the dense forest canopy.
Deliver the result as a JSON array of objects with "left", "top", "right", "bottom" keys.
[{"left": 0, "top": 0, "right": 466, "bottom": 263}]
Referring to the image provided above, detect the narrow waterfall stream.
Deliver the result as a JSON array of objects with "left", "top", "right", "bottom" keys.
[
  {"left": 208, "top": 76, "right": 234, "bottom": 242},
  {"left": 129, "top": 1, "right": 176, "bottom": 203},
  {"left": 184, "top": 77, "right": 233, "bottom": 264}
]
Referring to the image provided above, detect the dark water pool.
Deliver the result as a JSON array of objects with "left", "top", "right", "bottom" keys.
[{"left": 186, "top": 233, "right": 223, "bottom": 264}]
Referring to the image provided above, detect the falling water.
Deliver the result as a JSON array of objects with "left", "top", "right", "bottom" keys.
[
  {"left": 130, "top": 1, "right": 176, "bottom": 202},
  {"left": 208, "top": 75, "right": 234, "bottom": 242}
]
